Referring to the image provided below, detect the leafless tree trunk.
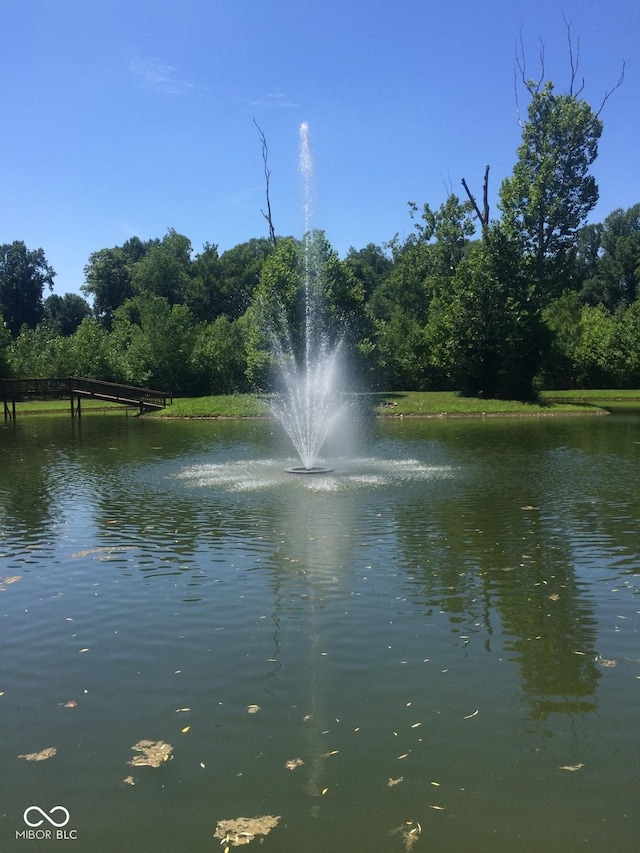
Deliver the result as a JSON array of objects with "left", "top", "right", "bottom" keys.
[
  {"left": 461, "top": 165, "right": 490, "bottom": 229},
  {"left": 254, "top": 119, "right": 277, "bottom": 247}
]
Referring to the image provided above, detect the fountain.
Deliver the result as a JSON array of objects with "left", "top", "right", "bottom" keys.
[{"left": 269, "top": 122, "right": 346, "bottom": 474}]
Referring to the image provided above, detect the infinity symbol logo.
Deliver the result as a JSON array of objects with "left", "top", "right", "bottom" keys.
[{"left": 23, "top": 806, "right": 70, "bottom": 828}]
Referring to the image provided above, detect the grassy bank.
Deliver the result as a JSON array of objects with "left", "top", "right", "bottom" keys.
[
  {"left": 7, "top": 389, "right": 640, "bottom": 419},
  {"left": 153, "top": 390, "right": 621, "bottom": 418}
]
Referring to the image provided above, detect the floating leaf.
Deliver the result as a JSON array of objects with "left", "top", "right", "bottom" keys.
[
  {"left": 321, "top": 787, "right": 329, "bottom": 795},
  {"left": 128, "top": 740, "right": 173, "bottom": 768},
  {"left": 463, "top": 709, "right": 479, "bottom": 719},
  {"left": 213, "top": 815, "right": 280, "bottom": 847},
  {"left": 429, "top": 804, "right": 445, "bottom": 810},
  {"left": 397, "top": 752, "right": 410, "bottom": 760},
  {"left": 559, "top": 763, "right": 584, "bottom": 772},
  {"left": 181, "top": 726, "right": 191, "bottom": 733},
  {"left": 58, "top": 700, "right": 78, "bottom": 709},
  {"left": 321, "top": 749, "right": 339, "bottom": 758},
  {"left": 247, "top": 704, "right": 260, "bottom": 714},
  {"left": 387, "top": 777, "right": 403, "bottom": 787},
  {"left": 19, "top": 747, "right": 57, "bottom": 761}
]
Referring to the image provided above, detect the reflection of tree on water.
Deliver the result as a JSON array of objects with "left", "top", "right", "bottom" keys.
[{"left": 392, "top": 477, "right": 601, "bottom": 720}]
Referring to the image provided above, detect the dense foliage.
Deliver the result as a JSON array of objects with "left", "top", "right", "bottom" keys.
[{"left": 2, "top": 75, "right": 639, "bottom": 398}]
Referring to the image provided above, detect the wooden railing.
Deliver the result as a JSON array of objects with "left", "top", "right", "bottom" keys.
[{"left": 1, "top": 377, "right": 172, "bottom": 417}]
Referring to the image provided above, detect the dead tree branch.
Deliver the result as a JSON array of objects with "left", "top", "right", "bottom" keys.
[
  {"left": 564, "top": 16, "right": 585, "bottom": 97},
  {"left": 461, "top": 165, "right": 490, "bottom": 229},
  {"left": 596, "top": 58, "right": 629, "bottom": 116},
  {"left": 253, "top": 119, "right": 277, "bottom": 247}
]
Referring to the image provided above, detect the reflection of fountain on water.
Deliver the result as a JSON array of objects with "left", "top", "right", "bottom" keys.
[{"left": 269, "top": 122, "right": 345, "bottom": 474}]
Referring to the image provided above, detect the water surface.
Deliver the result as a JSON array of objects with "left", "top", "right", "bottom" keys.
[{"left": 1, "top": 413, "right": 639, "bottom": 851}]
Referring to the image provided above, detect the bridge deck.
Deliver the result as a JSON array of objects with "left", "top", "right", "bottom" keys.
[{"left": 1, "top": 377, "right": 172, "bottom": 418}]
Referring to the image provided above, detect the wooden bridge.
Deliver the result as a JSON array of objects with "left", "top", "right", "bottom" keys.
[{"left": 1, "top": 377, "right": 173, "bottom": 419}]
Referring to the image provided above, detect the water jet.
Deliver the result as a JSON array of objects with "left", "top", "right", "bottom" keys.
[{"left": 269, "top": 122, "right": 346, "bottom": 473}]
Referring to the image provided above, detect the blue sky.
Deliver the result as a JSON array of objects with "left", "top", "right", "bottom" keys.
[{"left": 1, "top": 0, "right": 638, "bottom": 298}]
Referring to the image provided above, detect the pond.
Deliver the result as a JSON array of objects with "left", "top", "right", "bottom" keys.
[{"left": 1, "top": 412, "right": 639, "bottom": 852}]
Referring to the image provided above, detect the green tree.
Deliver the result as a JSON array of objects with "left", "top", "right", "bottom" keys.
[
  {"left": 426, "top": 226, "right": 544, "bottom": 399},
  {"left": 215, "top": 238, "right": 274, "bottom": 320},
  {"left": 573, "top": 303, "right": 618, "bottom": 387},
  {"left": 83, "top": 236, "right": 157, "bottom": 328},
  {"left": 366, "top": 196, "right": 476, "bottom": 389},
  {"left": 499, "top": 79, "right": 603, "bottom": 301},
  {"left": 43, "top": 293, "right": 92, "bottom": 336},
  {"left": 111, "top": 293, "right": 196, "bottom": 391},
  {"left": 0, "top": 242, "right": 55, "bottom": 335},
  {"left": 130, "top": 229, "right": 193, "bottom": 305},
  {"left": 613, "top": 300, "right": 640, "bottom": 386},
  {"left": 190, "top": 316, "right": 248, "bottom": 394},
  {"left": 68, "top": 319, "right": 113, "bottom": 379},
  {"left": 539, "top": 290, "right": 582, "bottom": 388},
  {"left": 581, "top": 204, "right": 640, "bottom": 309},
  {"left": 6, "top": 324, "right": 70, "bottom": 377},
  {"left": 187, "top": 242, "right": 221, "bottom": 322},
  {"left": 343, "top": 243, "right": 393, "bottom": 302},
  {"left": 0, "top": 321, "right": 11, "bottom": 377}
]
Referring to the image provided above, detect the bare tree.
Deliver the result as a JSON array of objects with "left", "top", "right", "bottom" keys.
[
  {"left": 513, "top": 19, "right": 627, "bottom": 117},
  {"left": 253, "top": 119, "right": 277, "bottom": 247},
  {"left": 461, "top": 165, "right": 490, "bottom": 229}
]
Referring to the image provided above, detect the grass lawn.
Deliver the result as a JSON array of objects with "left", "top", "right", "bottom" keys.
[
  {"left": 153, "top": 390, "right": 617, "bottom": 418},
  {"left": 7, "top": 389, "right": 640, "bottom": 419}
]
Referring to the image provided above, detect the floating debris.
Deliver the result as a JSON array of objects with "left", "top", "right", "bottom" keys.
[
  {"left": 390, "top": 820, "right": 422, "bottom": 852},
  {"left": 247, "top": 704, "right": 260, "bottom": 714},
  {"left": 122, "top": 776, "right": 136, "bottom": 786},
  {"left": 213, "top": 815, "right": 280, "bottom": 847},
  {"left": 559, "top": 763, "right": 584, "bottom": 772},
  {"left": 19, "top": 747, "right": 57, "bottom": 761},
  {"left": 387, "top": 777, "right": 404, "bottom": 787},
  {"left": 596, "top": 655, "right": 617, "bottom": 667},
  {"left": 284, "top": 758, "right": 304, "bottom": 770},
  {"left": 0, "top": 575, "right": 21, "bottom": 590},
  {"left": 58, "top": 700, "right": 78, "bottom": 709},
  {"left": 127, "top": 740, "right": 173, "bottom": 767}
]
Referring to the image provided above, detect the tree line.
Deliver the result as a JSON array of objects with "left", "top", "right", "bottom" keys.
[{"left": 1, "top": 63, "right": 638, "bottom": 399}]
